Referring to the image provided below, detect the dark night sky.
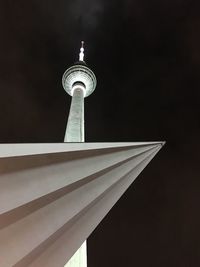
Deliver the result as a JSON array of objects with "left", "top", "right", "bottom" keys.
[{"left": 0, "top": 0, "right": 200, "bottom": 266}]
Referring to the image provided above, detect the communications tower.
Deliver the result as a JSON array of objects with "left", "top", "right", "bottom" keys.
[
  {"left": 62, "top": 41, "right": 97, "bottom": 142},
  {"left": 62, "top": 42, "right": 96, "bottom": 266}
]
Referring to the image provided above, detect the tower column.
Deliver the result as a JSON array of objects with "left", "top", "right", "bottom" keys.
[
  {"left": 64, "top": 86, "right": 87, "bottom": 267},
  {"left": 64, "top": 88, "right": 84, "bottom": 142},
  {"left": 62, "top": 41, "right": 97, "bottom": 267}
]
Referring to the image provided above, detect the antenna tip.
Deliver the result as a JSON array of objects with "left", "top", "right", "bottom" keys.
[{"left": 79, "top": 41, "right": 85, "bottom": 61}]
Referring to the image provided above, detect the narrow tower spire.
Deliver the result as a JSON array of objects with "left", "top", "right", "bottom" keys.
[{"left": 79, "top": 41, "right": 85, "bottom": 61}]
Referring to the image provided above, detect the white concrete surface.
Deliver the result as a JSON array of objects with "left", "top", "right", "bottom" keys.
[
  {"left": 64, "top": 241, "right": 87, "bottom": 267},
  {"left": 0, "top": 142, "right": 164, "bottom": 267}
]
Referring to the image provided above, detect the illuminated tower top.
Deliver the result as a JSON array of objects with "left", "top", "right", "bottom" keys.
[
  {"left": 62, "top": 41, "right": 97, "bottom": 98},
  {"left": 62, "top": 42, "right": 97, "bottom": 142}
]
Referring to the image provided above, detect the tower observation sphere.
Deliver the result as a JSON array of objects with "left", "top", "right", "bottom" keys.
[{"left": 62, "top": 42, "right": 97, "bottom": 98}]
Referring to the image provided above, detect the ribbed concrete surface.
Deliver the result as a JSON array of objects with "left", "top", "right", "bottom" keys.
[{"left": 0, "top": 142, "right": 164, "bottom": 267}]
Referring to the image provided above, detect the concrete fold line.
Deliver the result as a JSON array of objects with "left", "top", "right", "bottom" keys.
[
  {"left": 0, "top": 142, "right": 164, "bottom": 158},
  {"left": 0, "top": 144, "right": 159, "bottom": 228},
  {"left": 0, "top": 144, "right": 159, "bottom": 214}
]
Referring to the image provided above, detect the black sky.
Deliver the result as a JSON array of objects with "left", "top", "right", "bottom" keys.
[{"left": 0, "top": 0, "right": 200, "bottom": 266}]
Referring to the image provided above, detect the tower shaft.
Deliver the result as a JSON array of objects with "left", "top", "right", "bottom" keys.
[
  {"left": 62, "top": 42, "right": 96, "bottom": 266},
  {"left": 64, "top": 88, "right": 85, "bottom": 142},
  {"left": 64, "top": 86, "right": 87, "bottom": 267}
]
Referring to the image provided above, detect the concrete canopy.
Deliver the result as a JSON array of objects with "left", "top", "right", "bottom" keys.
[{"left": 0, "top": 142, "right": 164, "bottom": 267}]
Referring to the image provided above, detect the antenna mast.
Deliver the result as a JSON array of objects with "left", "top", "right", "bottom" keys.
[{"left": 79, "top": 41, "right": 84, "bottom": 61}]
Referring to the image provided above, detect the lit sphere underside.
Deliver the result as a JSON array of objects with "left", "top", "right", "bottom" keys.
[{"left": 62, "top": 64, "right": 97, "bottom": 97}]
